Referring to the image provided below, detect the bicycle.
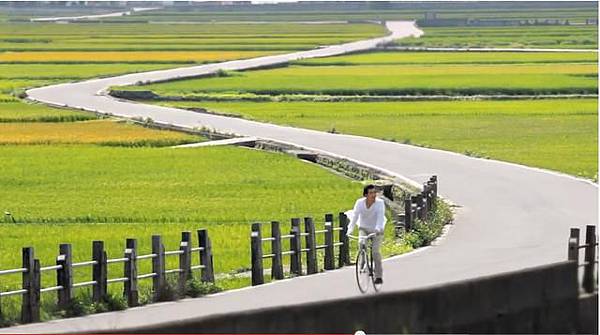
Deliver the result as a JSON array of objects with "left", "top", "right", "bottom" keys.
[{"left": 348, "top": 232, "right": 382, "bottom": 293}]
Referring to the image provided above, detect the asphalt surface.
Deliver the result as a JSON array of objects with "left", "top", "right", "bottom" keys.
[
  {"left": 30, "top": 7, "right": 159, "bottom": 22},
  {"left": 4, "top": 20, "right": 597, "bottom": 333}
]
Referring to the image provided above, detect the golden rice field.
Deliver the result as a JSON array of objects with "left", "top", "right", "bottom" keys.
[
  {"left": 0, "top": 120, "right": 202, "bottom": 146},
  {"left": 0, "top": 51, "right": 280, "bottom": 63}
]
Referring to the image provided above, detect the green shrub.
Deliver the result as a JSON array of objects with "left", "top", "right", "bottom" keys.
[
  {"left": 403, "top": 199, "right": 452, "bottom": 249},
  {"left": 104, "top": 293, "right": 128, "bottom": 311},
  {"left": 64, "top": 295, "right": 95, "bottom": 317},
  {"left": 186, "top": 279, "right": 223, "bottom": 298}
]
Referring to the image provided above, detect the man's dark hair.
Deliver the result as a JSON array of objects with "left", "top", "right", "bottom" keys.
[{"left": 363, "top": 184, "right": 376, "bottom": 196}]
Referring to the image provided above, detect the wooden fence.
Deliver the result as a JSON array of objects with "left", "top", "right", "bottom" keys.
[
  {"left": 568, "top": 225, "right": 598, "bottom": 293},
  {"left": 399, "top": 175, "right": 438, "bottom": 233},
  {"left": 250, "top": 214, "right": 351, "bottom": 286},
  {"left": 0, "top": 229, "right": 214, "bottom": 324}
]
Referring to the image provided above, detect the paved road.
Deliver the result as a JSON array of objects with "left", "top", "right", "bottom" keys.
[
  {"left": 30, "top": 7, "right": 160, "bottom": 22},
  {"left": 6, "top": 21, "right": 597, "bottom": 333}
]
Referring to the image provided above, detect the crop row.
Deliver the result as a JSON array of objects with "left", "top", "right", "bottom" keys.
[
  {"left": 125, "top": 63, "right": 598, "bottom": 96},
  {"left": 0, "top": 63, "right": 187, "bottom": 80},
  {"left": 296, "top": 51, "right": 598, "bottom": 66},
  {"left": 0, "top": 102, "right": 96, "bottom": 122},
  {"left": 117, "top": 7, "right": 596, "bottom": 23},
  {"left": 393, "top": 26, "right": 598, "bottom": 49},
  {"left": 0, "top": 120, "right": 202, "bottom": 146},
  {"left": 0, "top": 51, "right": 280, "bottom": 63},
  {"left": 0, "top": 22, "right": 385, "bottom": 37}
]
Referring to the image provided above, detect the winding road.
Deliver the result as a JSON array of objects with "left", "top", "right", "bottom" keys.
[
  {"left": 4, "top": 20, "right": 597, "bottom": 333},
  {"left": 30, "top": 7, "right": 160, "bottom": 22}
]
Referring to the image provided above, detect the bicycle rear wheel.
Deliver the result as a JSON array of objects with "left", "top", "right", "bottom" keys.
[{"left": 355, "top": 247, "right": 369, "bottom": 293}]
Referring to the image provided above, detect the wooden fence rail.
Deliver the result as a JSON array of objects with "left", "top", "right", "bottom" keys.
[
  {"left": 568, "top": 225, "right": 598, "bottom": 293},
  {"left": 0, "top": 229, "right": 214, "bottom": 324}
]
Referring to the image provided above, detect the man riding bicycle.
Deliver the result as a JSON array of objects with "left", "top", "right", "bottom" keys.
[{"left": 346, "top": 184, "right": 386, "bottom": 285}]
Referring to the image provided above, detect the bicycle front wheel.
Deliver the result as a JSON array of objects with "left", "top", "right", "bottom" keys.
[
  {"left": 371, "top": 248, "right": 381, "bottom": 292},
  {"left": 355, "top": 247, "right": 370, "bottom": 293}
]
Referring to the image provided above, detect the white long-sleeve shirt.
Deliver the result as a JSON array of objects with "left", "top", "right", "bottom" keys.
[{"left": 346, "top": 197, "right": 386, "bottom": 235}]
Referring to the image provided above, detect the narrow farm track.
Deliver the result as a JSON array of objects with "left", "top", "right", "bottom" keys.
[
  {"left": 29, "top": 7, "right": 160, "bottom": 22},
  {"left": 5, "top": 21, "right": 597, "bottom": 333}
]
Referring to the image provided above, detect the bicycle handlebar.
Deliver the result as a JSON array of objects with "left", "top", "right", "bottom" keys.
[{"left": 347, "top": 232, "right": 377, "bottom": 241}]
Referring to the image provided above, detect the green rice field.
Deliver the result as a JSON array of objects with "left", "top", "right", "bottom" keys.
[
  {"left": 157, "top": 99, "right": 598, "bottom": 179},
  {"left": 0, "top": 102, "right": 95, "bottom": 122},
  {"left": 395, "top": 26, "right": 598, "bottom": 49},
  {"left": 64, "top": 3, "right": 597, "bottom": 24},
  {"left": 0, "top": 63, "right": 191, "bottom": 79},
  {"left": 0, "top": 22, "right": 385, "bottom": 52},
  {"left": 0, "top": 146, "right": 359, "bottom": 224},
  {"left": 125, "top": 50, "right": 598, "bottom": 179},
  {"left": 124, "top": 56, "right": 597, "bottom": 96},
  {"left": 0, "top": 145, "right": 410, "bottom": 323},
  {"left": 296, "top": 51, "right": 598, "bottom": 65}
]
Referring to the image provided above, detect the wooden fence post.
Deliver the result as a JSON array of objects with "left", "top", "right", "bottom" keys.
[
  {"left": 568, "top": 228, "right": 580, "bottom": 261},
  {"left": 57, "top": 244, "right": 72, "bottom": 310},
  {"left": 124, "top": 238, "right": 138, "bottom": 307},
  {"left": 324, "top": 214, "right": 335, "bottom": 270},
  {"left": 152, "top": 235, "right": 166, "bottom": 302},
  {"left": 422, "top": 184, "right": 430, "bottom": 219},
  {"left": 338, "top": 212, "right": 350, "bottom": 266},
  {"left": 430, "top": 175, "right": 438, "bottom": 203},
  {"left": 290, "top": 218, "right": 302, "bottom": 276},
  {"left": 304, "top": 217, "right": 318, "bottom": 275},
  {"left": 179, "top": 232, "right": 192, "bottom": 295},
  {"left": 198, "top": 229, "right": 214, "bottom": 283},
  {"left": 92, "top": 241, "right": 107, "bottom": 303},
  {"left": 428, "top": 181, "right": 436, "bottom": 208},
  {"left": 271, "top": 221, "right": 284, "bottom": 280},
  {"left": 21, "top": 248, "right": 39, "bottom": 323},
  {"left": 423, "top": 183, "right": 430, "bottom": 211},
  {"left": 404, "top": 199, "right": 412, "bottom": 231},
  {"left": 397, "top": 213, "right": 406, "bottom": 236},
  {"left": 32, "top": 260, "right": 40, "bottom": 322},
  {"left": 411, "top": 196, "right": 419, "bottom": 225},
  {"left": 413, "top": 207, "right": 418, "bottom": 225},
  {"left": 416, "top": 194, "right": 425, "bottom": 220},
  {"left": 251, "top": 222, "right": 264, "bottom": 286},
  {"left": 583, "top": 225, "right": 597, "bottom": 293}
]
